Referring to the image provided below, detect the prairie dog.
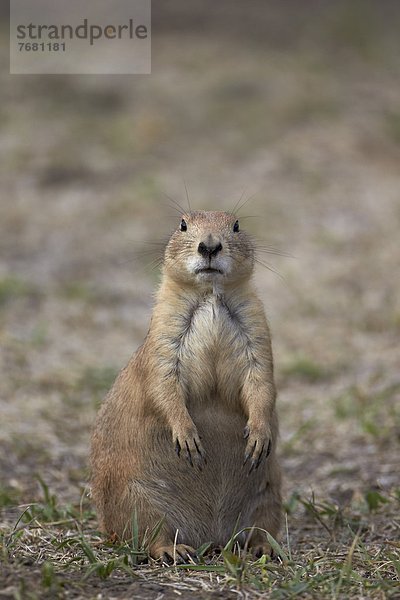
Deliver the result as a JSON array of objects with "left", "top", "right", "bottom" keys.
[{"left": 90, "top": 210, "right": 282, "bottom": 561}]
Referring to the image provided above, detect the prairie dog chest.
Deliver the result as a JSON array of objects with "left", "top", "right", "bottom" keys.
[
  {"left": 189, "top": 296, "right": 230, "bottom": 347},
  {"left": 179, "top": 295, "right": 249, "bottom": 400}
]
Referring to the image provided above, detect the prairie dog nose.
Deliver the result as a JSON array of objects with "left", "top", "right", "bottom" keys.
[{"left": 198, "top": 239, "right": 223, "bottom": 258}]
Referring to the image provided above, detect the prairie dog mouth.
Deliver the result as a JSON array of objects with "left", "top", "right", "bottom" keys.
[{"left": 194, "top": 267, "right": 224, "bottom": 275}]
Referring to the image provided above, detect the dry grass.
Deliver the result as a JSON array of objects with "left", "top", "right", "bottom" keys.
[
  {"left": 1, "top": 481, "right": 399, "bottom": 598},
  {"left": 1, "top": 1, "right": 400, "bottom": 598}
]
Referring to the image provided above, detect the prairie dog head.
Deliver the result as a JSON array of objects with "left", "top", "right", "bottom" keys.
[{"left": 164, "top": 211, "right": 255, "bottom": 289}]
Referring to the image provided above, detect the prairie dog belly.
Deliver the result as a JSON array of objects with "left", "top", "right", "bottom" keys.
[
  {"left": 140, "top": 405, "right": 260, "bottom": 547},
  {"left": 191, "top": 403, "right": 246, "bottom": 462}
]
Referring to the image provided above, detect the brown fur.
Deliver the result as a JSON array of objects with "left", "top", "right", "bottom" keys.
[{"left": 90, "top": 210, "right": 282, "bottom": 560}]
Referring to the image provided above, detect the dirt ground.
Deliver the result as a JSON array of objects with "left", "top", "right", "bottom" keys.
[{"left": 0, "top": 2, "right": 399, "bottom": 598}]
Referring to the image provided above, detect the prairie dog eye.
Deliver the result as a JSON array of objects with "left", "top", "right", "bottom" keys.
[
  {"left": 233, "top": 220, "right": 239, "bottom": 233},
  {"left": 180, "top": 219, "right": 187, "bottom": 232}
]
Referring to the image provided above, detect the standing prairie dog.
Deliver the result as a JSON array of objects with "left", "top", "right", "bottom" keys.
[{"left": 90, "top": 210, "right": 282, "bottom": 561}]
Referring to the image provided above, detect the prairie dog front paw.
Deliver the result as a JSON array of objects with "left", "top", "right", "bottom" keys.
[
  {"left": 173, "top": 421, "right": 206, "bottom": 469},
  {"left": 243, "top": 423, "right": 271, "bottom": 474}
]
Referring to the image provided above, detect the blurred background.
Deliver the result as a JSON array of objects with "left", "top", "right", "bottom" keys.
[{"left": 0, "top": 0, "right": 399, "bottom": 519}]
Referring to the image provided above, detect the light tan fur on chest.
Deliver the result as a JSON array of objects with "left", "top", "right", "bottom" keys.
[{"left": 174, "top": 294, "right": 248, "bottom": 406}]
